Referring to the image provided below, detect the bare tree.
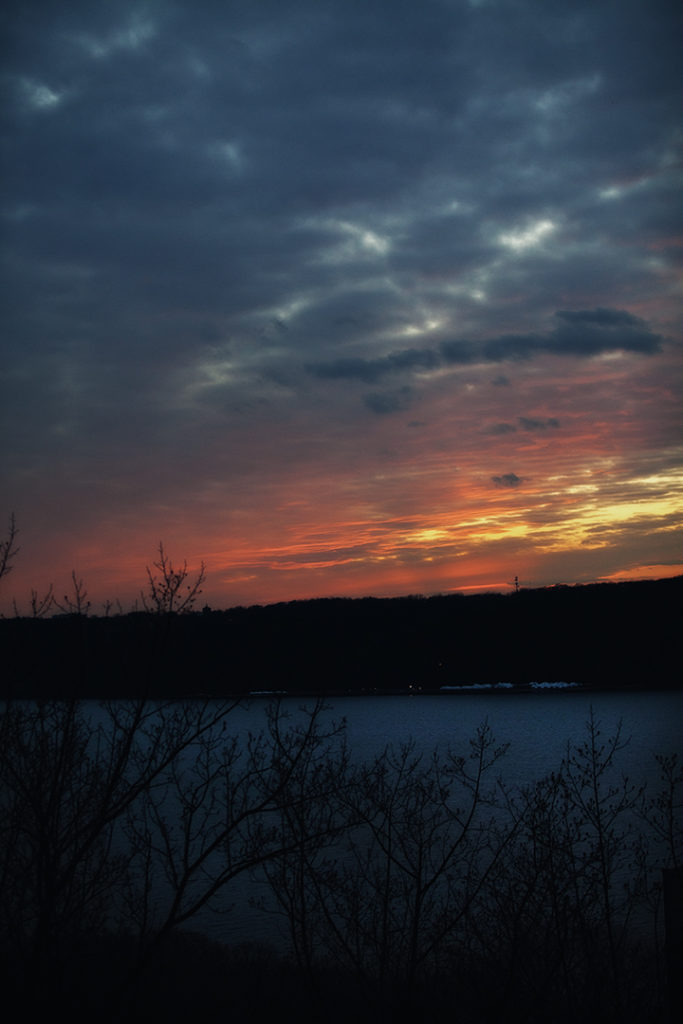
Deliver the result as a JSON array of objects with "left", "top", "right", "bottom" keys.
[
  {"left": 122, "top": 703, "right": 342, "bottom": 952},
  {"left": 559, "top": 711, "right": 647, "bottom": 1018},
  {"left": 0, "top": 698, "right": 240, "bottom": 1007},
  {"left": 642, "top": 753, "right": 683, "bottom": 873},
  {"left": 640, "top": 753, "right": 683, "bottom": 1017},
  {"left": 0, "top": 696, "right": 350, "bottom": 1017},
  {"left": 54, "top": 570, "right": 91, "bottom": 616},
  {"left": 463, "top": 713, "right": 657, "bottom": 1023},
  {"left": 252, "top": 702, "right": 352, "bottom": 993},
  {"left": 0, "top": 514, "right": 53, "bottom": 619},
  {"left": 12, "top": 584, "right": 55, "bottom": 619},
  {"left": 0, "top": 512, "right": 20, "bottom": 583},
  {"left": 260, "top": 723, "right": 511, "bottom": 1018},
  {"left": 141, "top": 543, "right": 206, "bottom": 614}
]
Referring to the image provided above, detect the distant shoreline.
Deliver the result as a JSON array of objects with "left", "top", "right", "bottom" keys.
[
  {"left": 230, "top": 681, "right": 676, "bottom": 701},
  {"left": 2, "top": 575, "right": 680, "bottom": 699}
]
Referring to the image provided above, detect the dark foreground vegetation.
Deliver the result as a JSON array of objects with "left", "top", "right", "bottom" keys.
[
  {"left": 0, "top": 698, "right": 681, "bottom": 1023},
  {"left": 2, "top": 574, "right": 682, "bottom": 698}
]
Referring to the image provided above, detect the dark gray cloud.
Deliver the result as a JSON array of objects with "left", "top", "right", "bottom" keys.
[
  {"left": 306, "top": 307, "right": 662, "bottom": 399},
  {"left": 482, "top": 309, "right": 662, "bottom": 361},
  {"left": 552, "top": 309, "right": 662, "bottom": 356},
  {"left": 518, "top": 417, "right": 560, "bottom": 431},
  {"left": 485, "top": 423, "right": 517, "bottom": 435},
  {"left": 363, "top": 387, "right": 413, "bottom": 416},
  {"left": 307, "top": 348, "right": 439, "bottom": 383},
  {"left": 439, "top": 340, "right": 479, "bottom": 365},
  {"left": 492, "top": 474, "right": 523, "bottom": 488}
]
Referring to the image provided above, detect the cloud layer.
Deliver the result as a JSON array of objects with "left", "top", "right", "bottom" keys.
[{"left": 1, "top": 0, "right": 682, "bottom": 610}]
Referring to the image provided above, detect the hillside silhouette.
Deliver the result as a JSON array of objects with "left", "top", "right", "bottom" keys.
[{"left": 2, "top": 575, "right": 680, "bottom": 698}]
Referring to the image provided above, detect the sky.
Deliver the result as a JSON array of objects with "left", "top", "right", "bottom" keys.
[{"left": 1, "top": 0, "right": 682, "bottom": 614}]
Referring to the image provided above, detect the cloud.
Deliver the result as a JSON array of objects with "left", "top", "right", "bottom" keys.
[
  {"left": 306, "top": 307, "right": 662, "bottom": 400},
  {"left": 306, "top": 348, "right": 439, "bottom": 383},
  {"left": 306, "top": 357, "right": 385, "bottom": 384},
  {"left": 485, "top": 423, "right": 517, "bottom": 435},
  {"left": 551, "top": 308, "right": 663, "bottom": 356},
  {"left": 518, "top": 417, "right": 560, "bottom": 431},
  {"left": 492, "top": 473, "right": 523, "bottom": 488},
  {"left": 439, "top": 340, "right": 479, "bottom": 365},
  {"left": 483, "top": 309, "right": 662, "bottom": 362},
  {"left": 363, "top": 387, "right": 413, "bottom": 415}
]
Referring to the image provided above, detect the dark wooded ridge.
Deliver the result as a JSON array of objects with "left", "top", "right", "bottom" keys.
[{"left": 2, "top": 575, "right": 680, "bottom": 698}]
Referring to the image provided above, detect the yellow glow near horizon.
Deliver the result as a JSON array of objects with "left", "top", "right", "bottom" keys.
[
  {"left": 403, "top": 527, "right": 451, "bottom": 544},
  {"left": 205, "top": 463, "right": 683, "bottom": 576},
  {"left": 528, "top": 480, "right": 683, "bottom": 553}
]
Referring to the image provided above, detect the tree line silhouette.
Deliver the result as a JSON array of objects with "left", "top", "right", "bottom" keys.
[{"left": 2, "top": 577, "right": 681, "bottom": 698}]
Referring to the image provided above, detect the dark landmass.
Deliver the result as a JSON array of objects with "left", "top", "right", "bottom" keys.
[{"left": 1, "top": 575, "right": 681, "bottom": 698}]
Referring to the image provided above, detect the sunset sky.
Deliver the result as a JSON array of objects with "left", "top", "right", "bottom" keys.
[{"left": 2, "top": 0, "right": 682, "bottom": 614}]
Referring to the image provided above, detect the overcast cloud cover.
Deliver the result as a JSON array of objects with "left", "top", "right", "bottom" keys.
[{"left": 1, "top": 0, "right": 682, "bottom": 611}]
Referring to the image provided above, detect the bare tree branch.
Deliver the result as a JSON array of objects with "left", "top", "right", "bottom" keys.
[
  {"left": 54, "top": 571, "right": 91, "bottom": 616},
  {"left": 141, "top": 543, "right": 206, "bottom": 614},
  {"left": 0, "top": 513, "right": 20, "bottom": 583}
]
